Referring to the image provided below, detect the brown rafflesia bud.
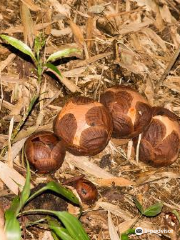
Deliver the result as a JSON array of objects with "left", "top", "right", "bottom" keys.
[
  {"left": 75, "top": 178, "right": 98, "bottom": 204},
  {"left": 53, "top": 96, "right": 113, "bottom": 156},
  {"left": 135, "top": 107, "right": 180, "bottom": 167},
  {"left": 25, "top": 131, "right": 66, "bottom": 173},
  {"left": 100, "top": 85, "right": 152, "bottom": 139}
]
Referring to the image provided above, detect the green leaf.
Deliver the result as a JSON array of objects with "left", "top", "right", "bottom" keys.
[
  {"left": 21, "top": 209, "right": 89, "bottom": 240},
  {"left": 121, "top": 229, "right": 135, "bottom": 240},
  {"left": 5, "top": 215, "right": 21, "bottom": 240},
  {"left": 121, "top": 234, "right": 129, "bottom": 240},
  {"left": 46, "top": 48, "right": 81, "bottom": 62},
  {"left": 51, "top": 232, "right": 59, "bottom": 240},
  {"left": 28, "top": 181, "right": 79, "bottom": 205},
  {"left": 5, "top": 196, "right": 20, "bottom": 217},
  {"left": 45, "top": 62, "right": 62, "bottom": 78},
  {"left": 0, "top": 34, "right": 36, "bottom": 63},
  {"left": 52, "top": 227, "right": 75, "bottom": 240},
  {"left": 48, "top": 218, "right": 74, "bottom": 240},
  {"left": 172, "top": 210, "right": 180, "bottom": 223},
  {"left": 19, "top": 161, "right": 31, "bottom": 210},
  {"left": 143, "top": 202, "right": 163, "bottom": 217},
  {"left": 134, "top": 198, "right": 144, "bottom": 214},
  {"left": 54, "top": 211, "right": 90, "bottom": 240},
  {"left": 5, "top": 197, "right": 21, "bottom": 240}
]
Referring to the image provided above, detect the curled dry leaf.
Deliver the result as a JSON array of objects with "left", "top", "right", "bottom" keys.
[{"left": 67, "top": 19, "right": 85, "bottom": 48}]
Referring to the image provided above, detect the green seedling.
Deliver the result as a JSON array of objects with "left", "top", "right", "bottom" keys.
[
  {"left": 134, "top": 198, "right": 163, "bottom": 217},
  {"left": 4, "top": 161, "right": 89, "bottom": 240},
  {"left": 121, "top": 229, "right": 136, "bottom": 240},
  {"left": 0, "top": 34, "right": 81, "bottom": 155},
  {"left": 120, "top": 198, "right": 163, "bottom": 239}
]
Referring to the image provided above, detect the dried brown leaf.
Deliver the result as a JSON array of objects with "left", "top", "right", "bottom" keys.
[
  {"left": 20, "top": 2, "right": 35, "bottom": 47},
  {"left": 164, "top": 76, "right": 180, "bottom": 93},
  {"left": 4, "top": 137, "right": 27, "bottom": 162},
  {"left": 7, "top": 117, "right": 14, "bottom": 168},
  {"left": 51, "top": 27, "right": 72, "bottom": 37},
  {"left": 86, "top": 17, "right": 94, "bottom": 52},
  {"left": 74, "top": 51, "right": 113, "bottom": 68},
  {"left": 142, "top": 28, "right": 167, "bottom": 51},
  {"left": 47, "top": 68, "right": 81, "bottom": 93},
  {"left": 160, "top": 4, "right": 172, "bottom": 23},
  {"left": 66, "top": 153, "right": 113, "bottom": 179},
  {"left": 0, "top": 100, "right": 14, "bottom": 111},
  {"left": 0, "top": 54, "right": 16, "bottom": 72},
  {"left": 95, "top": 177, "right": 134, "bottom": 187},
  {"left": 44, "top": 8, "right": 52, "bottom": 35},
  {"left": 118, "top": 218, "right": 138, "bottom": 235},
  {"left": 21, "top": 0, "right": 40, "bottom": 11},
  {"left": 108, "top": 211, "right": 119, "bottom": 240},
  {"left": 96, "top": 202, "right": 133, "bottom": 220},
  {"left": 67, "top": 19, "right": 85, "bottom": 48},
  {"left": 137, "top": 171, "right": 180, "bottom": 185},
  {"left": 4, "top": 22, "right": 54, "bottom": 34},
  {"left": 1, "top": 74, "right": 23, "bottom": 84},
  {"left": 48, "top": 0, "right": 70, "bottom": 18},
  {"left": 119, "top": 18, "right": 154, "bottom": 35},
  {"left": 62, "top": 67, "right": 87, "bottom": 78},
  {"left": 0, "top": 161, "right": 33, "bottom": 195},
  {"left": 10, "top": 98, "right": 25, "bottom": 116},
  {"left": 144, "top": 77, "right": 154, "bottom": 105}
]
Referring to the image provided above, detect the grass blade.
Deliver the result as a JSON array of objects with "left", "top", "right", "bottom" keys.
[
  {"left": 54, "top": 211, "right": 90, "bottom": 240},
  {"left": 48, "top": 218, "right": 75, "bottom": 240},
  {"left": 51, "top": 227, "right": 75, "bottom": 240},
  {"left": 133, "top": 198, "right": 144, "bottom": 214},
  {"left": 19, "top": 161, "right": 31, "bottom": 210}
]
